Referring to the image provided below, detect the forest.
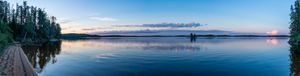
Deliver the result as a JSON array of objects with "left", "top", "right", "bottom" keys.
[{"left": 0, "top": 0, "right": 61, "bottom": 49}]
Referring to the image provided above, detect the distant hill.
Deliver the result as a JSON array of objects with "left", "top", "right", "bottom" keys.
[
  {"left": 62, "top": 33, "right": 101, "bottom": 39},
  {"left": 62, "top": 32, "right": 289, "bottom": 39}
]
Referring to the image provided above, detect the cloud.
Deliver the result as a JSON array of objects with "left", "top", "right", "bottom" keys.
[
  {"left": 90, "top": 17, "right": 117, "bottom": 21},
  {"left": 62, "top": 27, "right": 72, "bottom": 30},
  {"left": 59, "top": 20, "right": 72, "bottom": 24},
  {"left": 81, "top": 28, "right": 96, "bottom": 31},
  {"left": 81, "top": 27, "right": 104, "bottom": 31},
  {"left": 117, "top": 23, "right": 205, "bottom": 28}
]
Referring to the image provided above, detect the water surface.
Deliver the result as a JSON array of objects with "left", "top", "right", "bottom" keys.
[{"left": 22, "top": 37, "right": 297, "bottom": 76}]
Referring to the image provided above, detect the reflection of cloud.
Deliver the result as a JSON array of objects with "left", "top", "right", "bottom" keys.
[
  {"left": 62, "top": 37, "right": 288, "bottom": 54},
  {"left": 266, "top": 38, "right": 278, "bottom": 45},
  {"left": 95, "top": 54, "right": 114, "bottom": 59},
  {"left": 90, "top": 17, "right": 117, "bottom": 21},
  {"left": 143, "top": 45, "right": 202, "bottom": 51}
]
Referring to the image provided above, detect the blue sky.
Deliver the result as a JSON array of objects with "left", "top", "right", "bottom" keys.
[{"left": 7, "top": 0, "right": 294, "bottom": 34}]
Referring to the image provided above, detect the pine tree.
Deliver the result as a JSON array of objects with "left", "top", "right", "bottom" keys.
[
  {"left": 290, "top": 0, "right": 300, "bottom": 43},
  {"left": 0, "top": 0, "right": 61, "bottom": 43}
]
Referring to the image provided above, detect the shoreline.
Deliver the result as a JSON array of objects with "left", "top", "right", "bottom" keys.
[
  {"left": 62, "top": 33, "right": 289, "bottom": 39},
  {"left": 95, "top": 35, "right": 290, "bottom": 37}
]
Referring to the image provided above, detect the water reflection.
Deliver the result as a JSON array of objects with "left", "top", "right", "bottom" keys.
[
  {"left": 190, "top": 37, "right": 196, "bottom": 42},
  {"left": 19, "top": 37, "right": 295, "bottom": 76},
  {"left": 62, "top": 37, "right": 283, "bottom": 51},
  {"left": 290, "top": 43, "right": 300, "bottom": 76},
  {"left": 266, "top": 38, "right": 279, "bottom": 45},
  {"left": 62, "top": 37, "right": 205, "bottom": 52},
  {"left": 22, "top": 41, "right": 62, "bottom": 73}
]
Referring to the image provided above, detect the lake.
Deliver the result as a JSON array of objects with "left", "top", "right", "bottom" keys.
[{"left": 22, "top": 37, "right": 297, "bottom": 76}]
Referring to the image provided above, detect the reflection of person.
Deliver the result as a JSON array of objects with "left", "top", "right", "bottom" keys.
[
  {"left": 190, "top": 37, "right": 196, "bottom": 42},
  {"left": 190, "top": 33, "right": 196, "bottom": 42}
]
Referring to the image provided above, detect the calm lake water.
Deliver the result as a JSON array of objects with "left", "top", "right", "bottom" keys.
[{"left": 22, "top": 37, "right": 297, "bottom": 76}]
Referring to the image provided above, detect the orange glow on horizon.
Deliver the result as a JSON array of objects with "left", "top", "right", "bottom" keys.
[{"left": 266, "top": 30, "right": 278, "bottom": 35}]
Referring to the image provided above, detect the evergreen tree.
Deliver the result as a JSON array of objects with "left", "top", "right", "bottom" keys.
[
  {"left": 290, "top": 0, "right": 300, "bottom": 43},
  {"left": 0, "top": 0, "right": 61, "bottom": 43}
]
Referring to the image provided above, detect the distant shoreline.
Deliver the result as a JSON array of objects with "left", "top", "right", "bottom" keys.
[
  {"left": 62, "top": 33, "right": 289, "bottom": 39},
  {"left": 96, "top": 35, "right": 289, "bottom": 37}
]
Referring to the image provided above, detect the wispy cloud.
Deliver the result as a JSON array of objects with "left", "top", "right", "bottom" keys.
[
  {"left": 59, "top": 20, "right": 72, "bottom": 24},
  {"left": 90, "top": 17, "right": 117, "bottom": 21},
  {"left": 81, "top": 28, "right": 96, "bottom": 31},
  {"left": 117, "top": 23, "right": 205, "bottom": 28},
  {"left": 58, "top": 17, "right": 74, "bottom": 24}
]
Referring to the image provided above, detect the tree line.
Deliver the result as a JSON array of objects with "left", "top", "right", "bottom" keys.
[
  {"left": 0, "top": 0, "right": 61, "bottom": 44},
  {"left": 290, "top": 0, "right": 300, "bottom": 44}
]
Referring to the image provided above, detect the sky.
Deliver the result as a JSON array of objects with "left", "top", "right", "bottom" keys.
[{"left": 7, "top": 0, "right": 295, "bottom": 34}]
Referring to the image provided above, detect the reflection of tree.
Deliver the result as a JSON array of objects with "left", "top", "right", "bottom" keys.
[
  {"left": 290, "top": 44, "right": 300, "bottom": 76},
  {"left": 22, "top": 41, "right": 62, "bottom": 73}
]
